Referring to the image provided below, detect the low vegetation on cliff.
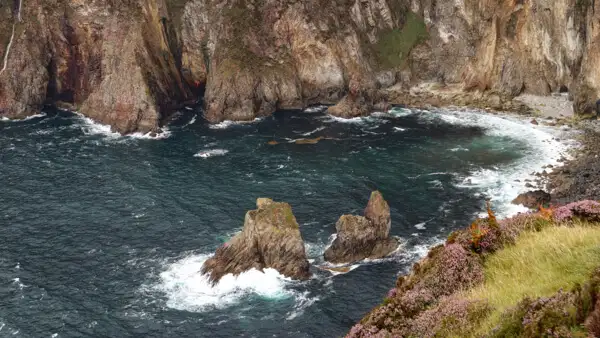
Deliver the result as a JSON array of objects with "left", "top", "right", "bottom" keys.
[
  {"left": 374, "top": 12, "right": 427, "bottom": 69},
  {"left": 349, "top": 201, "right": 600, "bottom": 337}
]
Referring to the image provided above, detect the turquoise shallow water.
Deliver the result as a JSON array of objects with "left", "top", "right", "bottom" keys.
[{"left": 0, "top": 106, "right": 565, "bottom": 337}]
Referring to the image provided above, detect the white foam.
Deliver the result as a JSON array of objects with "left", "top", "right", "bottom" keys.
[
  {"left": 194, "top": 149, "right": 229, "bottom": 159},
  {"left": 414, "top": 222, "right": 426, "bottom": 230},
  {"left": 209, "top": 118, "right": 262, "bottom": 130},
  {"left": 300, "top": 127, "right": 326, "bottom": 136},
  {"left": 12, "top": 278, "right": 25, "bottom": 290},
  {"left": 77, "top": 115, "right": 121, "bottom": 138},
  {"left": 303, "top": 105, "right": 328, "bottom": 113},
  {"left": 127, "top": 128, "right": 172, "bottom": 140},
  {"left": 427, "top": 109, "right": 573, "bottom": 217},
  {"left": 388, "top": 107, "right": 417, "bottom": 117},
  {"left": 0, "top": 113, "right": 47, "bottom": 122},
  {"left": 323, "top": 115, "right": 366, "bottom": 124},
  {"left": 285, "top": 291, "right": 319, "bottom": 320},
  {"left": 427, "top": 180, "right": 443, "bottom": 189},
  {"left": 393, "top": 127, "right": 406, "bottom": 132},
  {"left": 185, "top": 115, "right": 197, "bottom": 127},
  {"left": 152, "top": 254, "right": 309, "bottom": 312},
  {"left": 76, "top": 113, "right": 171, "bottom": 140}
]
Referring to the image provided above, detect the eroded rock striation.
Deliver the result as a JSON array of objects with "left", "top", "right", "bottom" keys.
[
  {"left": 0, "top": 0, "right": 192, "bottom": 134},
  {"left": 201, "top": 198, "right": 311, "bottom": 284},
  {"left": 3, "top": 0, "right": 600, "bottom": 132},
  {"left": 324, "top": 191, "right": 399, "bottom": 264}
]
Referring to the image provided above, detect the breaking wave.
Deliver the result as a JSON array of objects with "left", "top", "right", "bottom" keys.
[
  {"left": 194, "top": 149, "right": 229, "bottom": 158},
  {"left": 419, "top": 109, "right": 572, "bottom": 217},
  {"left": 150, "top": 253, "right": 319, "bottom": 317}
]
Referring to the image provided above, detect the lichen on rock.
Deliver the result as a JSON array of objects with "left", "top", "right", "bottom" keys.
[{"left": 201, "top": 198, "right": 311, "bottom": 284}]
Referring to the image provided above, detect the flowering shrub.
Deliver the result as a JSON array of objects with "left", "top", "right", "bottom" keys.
[
  {"left": 491, "top": 291, "right": 579, "bottom": 338},
  {"left": 420, "top": 244, "right": 484, "bottom": 298},
  {"left": 408, "top": 296, "right": 491, "bottom": 337},
  {"left": 491, "top": 269, "right": 600, "bottom": 338},
  {"left": 349, "top": 200, "right": 600, "bottom": 337},
  {"left": 554, "top": 200, "right": 600, "bottom": 222},
  {"left": 347, "top": 324, "right": 390, "bottom": 338}
]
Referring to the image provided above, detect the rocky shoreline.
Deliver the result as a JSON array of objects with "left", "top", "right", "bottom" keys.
[
  {"left": 546, "top": 126, "right": 600, "bottom": 203},
  {"left": 201, "top": 192, "right": 400, "bottom": 282},
  {"left": 2, "top": 0, "right": 600, "bottom": 134}
]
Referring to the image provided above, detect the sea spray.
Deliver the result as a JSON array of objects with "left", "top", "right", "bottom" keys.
[{"left": 153, "top": 254, "right": 308, "bottom": 312}]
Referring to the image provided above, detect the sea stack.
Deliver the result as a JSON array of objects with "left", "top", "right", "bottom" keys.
[
  {"left": 201, "top": 198, "right": 311, "bottom": 284},
  {"left": 324, "top": 191, "right": 399, "bottom": 264}
]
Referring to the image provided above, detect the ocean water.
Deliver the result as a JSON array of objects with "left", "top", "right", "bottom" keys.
[{"left": 0, "top": 106, "right": 571, "bottom": 337}]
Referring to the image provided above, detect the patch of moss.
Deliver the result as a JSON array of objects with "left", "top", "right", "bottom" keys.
[
  {"left": 283, "top": 206, "right": 298, "bottom": 228},
  {"left": 374, "top": 12, "right": 428, "bottom": 70}
]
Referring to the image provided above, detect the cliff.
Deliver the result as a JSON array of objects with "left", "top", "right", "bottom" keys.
[
  {"left": 0, "top": 0, "right": 192, "bottom": 134},
  {"left": 1, "top": 0, "right": 600, "bottom": 133}
]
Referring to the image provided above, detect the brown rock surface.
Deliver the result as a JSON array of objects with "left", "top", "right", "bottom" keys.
[
  {"left": 201, "top": 198, "right": 311, "bottom": 284},
  {"left": 0, "top": 0, "right": 191, "bottom": 134},
  {"left": 324, "top": 191, "right": 399, "bottom": 264},
  {"left": 4, "top": 0, "right": 600, "bottom": 130},
  {"left": 512, "top": 190, "right": 551, "bottom": 209}
]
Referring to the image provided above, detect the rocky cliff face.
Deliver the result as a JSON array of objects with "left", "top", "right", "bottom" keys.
[
  {"left": 179, "top": 0, "right": 408, "bottom": 123},
  {"left": 0, "top": 0, "right": 191, "bottom": 134},
  {"left": 1, "top": 0, "right": 599, "bottom": 133},
  {"left": 400, "top": 0, "right": 600, "bottom": 112}
]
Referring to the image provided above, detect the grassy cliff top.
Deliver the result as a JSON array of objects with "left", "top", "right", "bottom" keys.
[{"left": 349, "top": 201, "right": 600, "bottom": 337}]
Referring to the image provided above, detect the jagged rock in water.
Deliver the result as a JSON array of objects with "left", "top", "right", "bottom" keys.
[
  {"left": 324, "top": 191, "right": 398, "bottom": 264},
  {"left": 201, "top": 198, "right": 311, "bottom": 284},
  {"left": 512, "top": 190, "right": 551, "bottom": 209}
]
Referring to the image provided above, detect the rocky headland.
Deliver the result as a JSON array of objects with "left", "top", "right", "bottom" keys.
[
  {"left": 2, "top": 0, "right": 600, "bottom": 134},
  {"left": 324, "top": 191, "right": 399, "bottom": 264}
]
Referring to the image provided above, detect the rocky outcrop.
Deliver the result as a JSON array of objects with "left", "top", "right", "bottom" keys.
[
  {"left": 180, "top": 0, "right": 408, "bottom": 123},
  {"left": 324, "top": 191, "right": 399, "bottom": 264},
  {"left": 512, "top": 190, "right": 551, "bottom": 209},
  {"left": 0, "top": 0, "right": 191, "bottom": 134},
  {"left": 201, "top": 198, "right": 311, "bottom": 284}
]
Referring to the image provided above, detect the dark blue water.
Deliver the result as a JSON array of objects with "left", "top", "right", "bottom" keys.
[{"left": 0, "top": 107, "right": 561, "bottom": 337}]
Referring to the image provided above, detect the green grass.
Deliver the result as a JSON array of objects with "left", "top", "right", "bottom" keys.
[
  {"left": 375, "top": 12, "right": 428, "bottom": 69},
  {"left": 466, "top": 223, "right": 600, "bottom": 335}
]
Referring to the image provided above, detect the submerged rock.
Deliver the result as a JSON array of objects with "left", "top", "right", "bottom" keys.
[
  {"left": 201, "top": 198, "right": 310, "bottom": 284},
  {"left": 512, "top": 190, "right": 551, "bottom": 209},
  {"left": 294, "top": 136, "right": 324, "bottom": 144},
  {"left": 324, "top": 191, "right": 398, "bottom": 264}
]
